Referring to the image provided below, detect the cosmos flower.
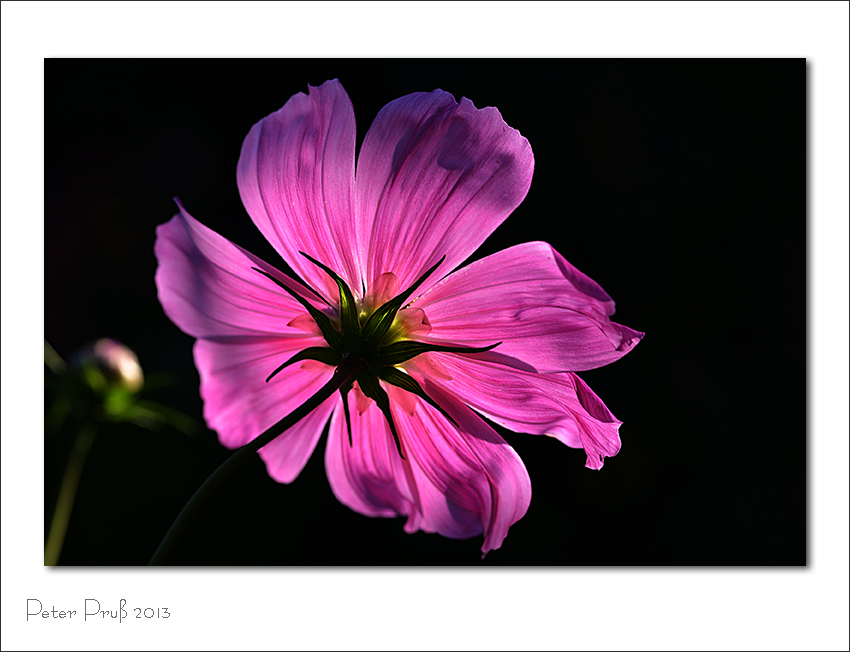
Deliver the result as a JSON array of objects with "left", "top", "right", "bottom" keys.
[{"left": 154, "top": 80, "right": 642, "bottom": 555}]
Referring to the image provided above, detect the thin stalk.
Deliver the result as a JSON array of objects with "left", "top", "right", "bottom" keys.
[
  {"left": 45, "top": 421, "right": 97, "bottom": 566},
  {"left": 44, "top": 339, "right": 68, "bottom": 375},
  {"left": 148, "top": 362, "right": 360, "bottom": 566}
]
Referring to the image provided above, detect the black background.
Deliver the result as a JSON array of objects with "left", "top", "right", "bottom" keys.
[{"left": 45, "top": 59, "right": 804, "bottom": 565}]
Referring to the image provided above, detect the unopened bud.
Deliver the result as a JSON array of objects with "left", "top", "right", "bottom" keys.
[{"left": 70, "top": 338, "right": 144, "bottom": 393}]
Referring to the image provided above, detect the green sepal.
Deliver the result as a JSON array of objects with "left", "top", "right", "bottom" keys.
[
  {"left": 377, "top": 366, "right": 459, "bottom": 428},
  {"left": 266, "top": 346, "right": 342, "bottom": 383},
  {"left": 252, "top": 267, "right": 343, "bottom": 349},
  {"left": 299, "top": 251, "right": 359, "bottom": 340},
  {"left": 339, "top": 380, "right": 354, "bottom": 447},
  {"left": 361, "top": 255, "right": 446, "bottom": 346},
  {"left": 356, "top": 373, "right": 405, "bottom": 459},
  {"left": 379, "top": 340, "right": 502, "bottom": 367}
]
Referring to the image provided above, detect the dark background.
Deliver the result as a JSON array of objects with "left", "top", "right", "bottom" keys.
[{"left": 45, "top": 59, "right": 804, "bottom": 565}]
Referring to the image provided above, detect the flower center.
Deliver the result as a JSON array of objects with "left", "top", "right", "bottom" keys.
[{"left": 252, "top": 253, "right": 498, "bottom": 458}]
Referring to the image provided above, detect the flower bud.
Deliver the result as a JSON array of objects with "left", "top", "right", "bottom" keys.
[{"left": 69, "top": 338, "right": 144, "bottom": 393}]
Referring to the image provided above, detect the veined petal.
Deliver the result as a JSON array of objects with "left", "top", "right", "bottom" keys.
[
  {"left": 570, "top": 373, "right": 623, "bottom": 470},
  {"left": 417, "top": 355, "right": 622, "bottom": 470},
  {"left": 418, "top": 241, "right": 644, "bottom": 373},
  {"left": 154, "top": 201, "right": 322, "bottom": 339},
  {"left": 194, "top": 338, "right": 330, "bottom": 449},
  {"left": 355, "top": 90, "right": 533, "bottom": 293},
  {"left": 237, "top": 79, "right": 360, "bottom": 298},
  {"left": 325, "top": 383, "right": 531, "bottom": 554},
  {"left": 325, "top": 395, "right": 417, "bottom": 519},
  {"left": 259, "top": 391, "right": 338, "bottom": 484},
  {"left": 390, "top": 382, "right": 531, "bottom": 555}
]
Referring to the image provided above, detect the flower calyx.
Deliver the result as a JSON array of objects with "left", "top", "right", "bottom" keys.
[{"left": 253, "top": 254, "right": 499, "bottom": 459}]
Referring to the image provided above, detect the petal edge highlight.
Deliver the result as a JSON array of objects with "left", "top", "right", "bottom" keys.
[
  {"left": 419, "top": 241, "right": 644, "bottom": 373},
  {"left": 355, "top": 91, "right": 534, "bottom": 294},
  {"left": 237, "top": 79, "right": 361, "bottom": 297},
  {"left": 414, "top": 354, "right": 623, "bottom": 470}
]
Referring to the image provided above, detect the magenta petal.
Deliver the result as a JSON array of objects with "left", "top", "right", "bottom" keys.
[
  {"left": 419, "top": 355, "right": 622, "bottom": 470},
  {"left": 194, "top": 338, "right": 333, "bottom": 450},
  {"left": 193, "top": 339, "right": 329, "bottom": 450},
  {"left": 259, "top": 392, "right": 338, "bottom": 484},
  {"left": 391, "top": 383, "right": 532, "bottom": 554},
  {"left": 571, "top": 373, "right": 623, "bottom": 470},
  {"left": 154, "top": 202, "right": 322, "bottom": 339},
  {"left": 355, "top": 90, "right": 534, "bottom": 292},
  {"left": 154, "top": 200, "right": 332, "bottom": 461},
  {"left": 324, "top": 397, "right": 416, "bottom": 519},
  {"left": 237, "top": 79, "right": 360, "bottom": 296},
  {"left": 324, "top": 383, "right": 531, "bottom": 553},
  {"left": 419, "top": 241, "right": 644, "bottom": 373}
]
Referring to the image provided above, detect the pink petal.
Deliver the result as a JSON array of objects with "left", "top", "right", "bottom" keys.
[
  {"left": 154, "top": 201, "right": 324, "bottom": 339},
  {"left": 415, "top": 354, "right": 622, "bottom": 470},
  {"left": 390, "top": 382, "right": 531, "bottom": 555},
  {"left": 418, "top": 241, "right": 644, "bottom": 373},
  {"left": 355, "top": 90, "right": 534, "bottom": 293},
  {"left": 258, "top": 391, "right": 338, "bottom": 484},
  {"left": 194, "top": 338, "right": 330, "bottom": 450},
  {"left": 571, "top": 373, "right": 623, "bottom": 470},
  {"left": 324, "top": 395, "right": 417, "bottom": 519},
  {"left": 237, "top": 79, "right": 360, "bottom": 298},
  {"left": 155, "top": 202, "right": 334, "bottom": 477},
  {"left": 324, "top": 383, "right": 531, "bottom": 554}
]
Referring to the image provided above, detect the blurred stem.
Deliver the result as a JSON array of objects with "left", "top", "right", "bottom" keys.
[
  {"left": 45, "top": 396, "right": 71, "bottom": 436},
  {"left": 148, "top": 361, "right": 362, "bottom": 566},
  {"left": 44, "top": 340, "right": 67, "bottom": 375},
  {"left": 44, "top": 421, "right": 97, "bottom": 566}
]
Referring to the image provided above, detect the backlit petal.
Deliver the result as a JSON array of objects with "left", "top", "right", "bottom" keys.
[
  {"left": 154, "top": 201, "right": 322, "bottom": 339},
  {"left": 391, "top": 382, "right": 532, "bottom": 554},
  {"left": 259, "top": 391, "right": 338, "bottom": 484},
  {"left": 417, "top": 354, "right": 622, "bottom": 470},
  {"left": 325, "top": 383, "right": 531, "bottom": 554},
  {"left": 355, "top": 90, "right": 533, "bottom": 293},
  {"left": 194, "top": 339, "right": 330, "bottom": 450},
  {"left": 418, "top": 241, "right": 643, "bottom": 372},
  {"left": 324, "top": 396, "right": 416, "bottom": 519},
  {"left": 237, "top": 79, "right": 360, "bottom": 298}
]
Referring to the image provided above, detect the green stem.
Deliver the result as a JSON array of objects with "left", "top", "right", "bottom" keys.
[
  {"left": 148, "top": 362, "right": 361, "bottom": 566},
  {"left": 44, "top": 421, "right": 97, "bottom": 566},
  {"left": 44, "top": 339, "right": 67, "bottom": 375}
]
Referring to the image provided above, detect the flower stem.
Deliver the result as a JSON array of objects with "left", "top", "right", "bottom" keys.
[
  {"left": 44, "top": 339, "right": 68, "bottom": 375},
  {"left": 44, "top": 420, "right": 97, "bottom": 566},
  {"left": 148, "top": 361, "right": 361, "bottom": 566}
]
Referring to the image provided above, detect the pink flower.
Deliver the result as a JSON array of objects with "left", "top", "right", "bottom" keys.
[{"left": 154, "top": 80, "right": 642, "bottom": 555}]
